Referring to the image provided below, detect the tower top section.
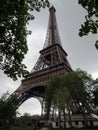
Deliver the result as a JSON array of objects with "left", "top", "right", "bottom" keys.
[
  {"left": 43, "top": 6, "right": 62, "bottom": 49},
  {"left": 31, "top": 6, "right": 72, "bottom": 73},
  {"left": 49, "top": 5, "right": 56, "bottom": 12}
]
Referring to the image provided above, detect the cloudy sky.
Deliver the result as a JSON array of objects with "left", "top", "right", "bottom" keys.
[{"left": 0, "top": 0, "right": 98, "bottom": 116}]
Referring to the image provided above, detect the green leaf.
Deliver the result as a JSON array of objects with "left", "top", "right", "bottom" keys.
[{"left": 95, "top": 40, "right": 98, "bottom": 49}]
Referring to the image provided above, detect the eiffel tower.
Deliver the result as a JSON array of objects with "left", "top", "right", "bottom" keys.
[{"left": 14, "top": 6, "right": 72, "bottom": 115}]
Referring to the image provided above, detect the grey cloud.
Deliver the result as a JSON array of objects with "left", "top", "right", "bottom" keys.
[{"left": 0, "top": 0, "right": 98, "bottom": 115}]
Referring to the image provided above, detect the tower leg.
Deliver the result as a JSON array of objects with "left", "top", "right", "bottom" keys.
[
  {"left": 36, "top": 97, "right": 44, "bottom": 119},
  {"left": 41, "top": 100, "right": 44, "bottom": 119}
]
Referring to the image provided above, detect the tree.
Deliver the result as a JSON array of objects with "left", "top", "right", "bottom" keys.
[
  {"left": 45, "top": 69, "right": 95, "bottom": 128},
  {"left": 62, "top": 69, "right": 95, "bottom": 128},
  {"left": 93, "top": 78, "right": 98, "bottom": 114},
  {"left": 19, "top": 113, "right": 32, "bottom": 126},
  {"left": 78, "top": 0, "right": 98, "bottom": 49},
  {"left": 44, "top": 75, "right": 73, "bottom": 128},
  {"left": 15, "top": 113, "right": 41, "bottom": 126},
  {"left": 53, "top": 86, "right": 72, "bottom": 128},
  {"left": 0, "top": 92, "right": 19, "bottom": 130},
  {"left": 93, "top": 88, "right": 98, "bottom": 107},
  {"left": 0, "top": 0, "right": 50, "bottom": 80},
  {"left": 44, "top": 75, "right": 61, "bottom": 119},
  {"left": 63, "top": 69, "right": 94, "bottom": 114}
]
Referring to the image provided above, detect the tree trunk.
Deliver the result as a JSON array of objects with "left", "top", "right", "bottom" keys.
[
  {"left": 79, "top": 103, "right": 88, "bottom": 128},
  {"left": 76, "top": 101, "right": 88, "bottom": 128},
  {"left": 63, "top": 110, "right": 66, "bottom": 128},
  {"left": 82, "top": 112, "right": 87, "bottom": 128},
  {"left": 58, "top": 110, "right": 61, "bottom": 128},
  {"left": 68, "top": 109, "right": 72, "bottom": 128}
]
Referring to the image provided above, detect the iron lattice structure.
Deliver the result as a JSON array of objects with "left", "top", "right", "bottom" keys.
[{"left": 14, "top": 6, "right": 72, "bottom": 115}]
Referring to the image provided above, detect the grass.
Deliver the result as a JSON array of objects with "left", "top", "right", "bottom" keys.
[
  {"left": 10, "top": 127, "right": 98, "bottom": 130},
  {"left": 10, "top": 126, "right": 34, "bottom": 130},
  {"left": 50, "top": 128, "right": 98, "bottom": 130}
]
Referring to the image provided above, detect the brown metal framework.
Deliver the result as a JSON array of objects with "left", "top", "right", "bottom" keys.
[{"left": 14, "top": 6, "right": 72, "bottom": 115}]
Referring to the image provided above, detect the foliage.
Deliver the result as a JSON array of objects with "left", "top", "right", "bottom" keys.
[
  {"left": 62, "top": 69, "right": 94, "bottom": 114},
  {"left": 0, "top": 0, "right": 50, "bottom": 80},
  {"left": 15, "top": 113, "right": 32, "bottom": 126},
  {"left": 44, "top": 69, "right": 95, "bottom": 120},
  {"left": 53, "top": 87, "right": 71, "bottom": 112},
  {"left": 78, "top": 0, "right": 98, "bottom": 49},
  {"left": 93, "top": 79, "right": 98, "bottom": 109},
  {"left": 53, "top": 86, "right": 72, "bottom": 128},
  {"left": 44, "top": 75, "right": 61, "bottom": 119},
  {"left": 0, "top": 92, "right": 19, "bottom": 130},
  {"left": 10, "top": 126, "right": 34, "bottom": 130},
  {"left": 93, "top": 88, "right": 98, "bottom": 107},
  {"left": 14, "top": 113, "right": 41, "bottom": 127}
]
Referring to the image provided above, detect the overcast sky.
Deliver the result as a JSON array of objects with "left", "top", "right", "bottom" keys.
[{"left": 0, "top": 0, "right": 98, "bottom": 116}]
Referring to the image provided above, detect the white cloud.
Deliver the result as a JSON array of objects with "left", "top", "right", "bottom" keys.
[
  {"left": 92, "top": 72, "right": 98, "bottom": 80},
  {"left": 18, "top": 98, "right": 41, "bottom": 115}
]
